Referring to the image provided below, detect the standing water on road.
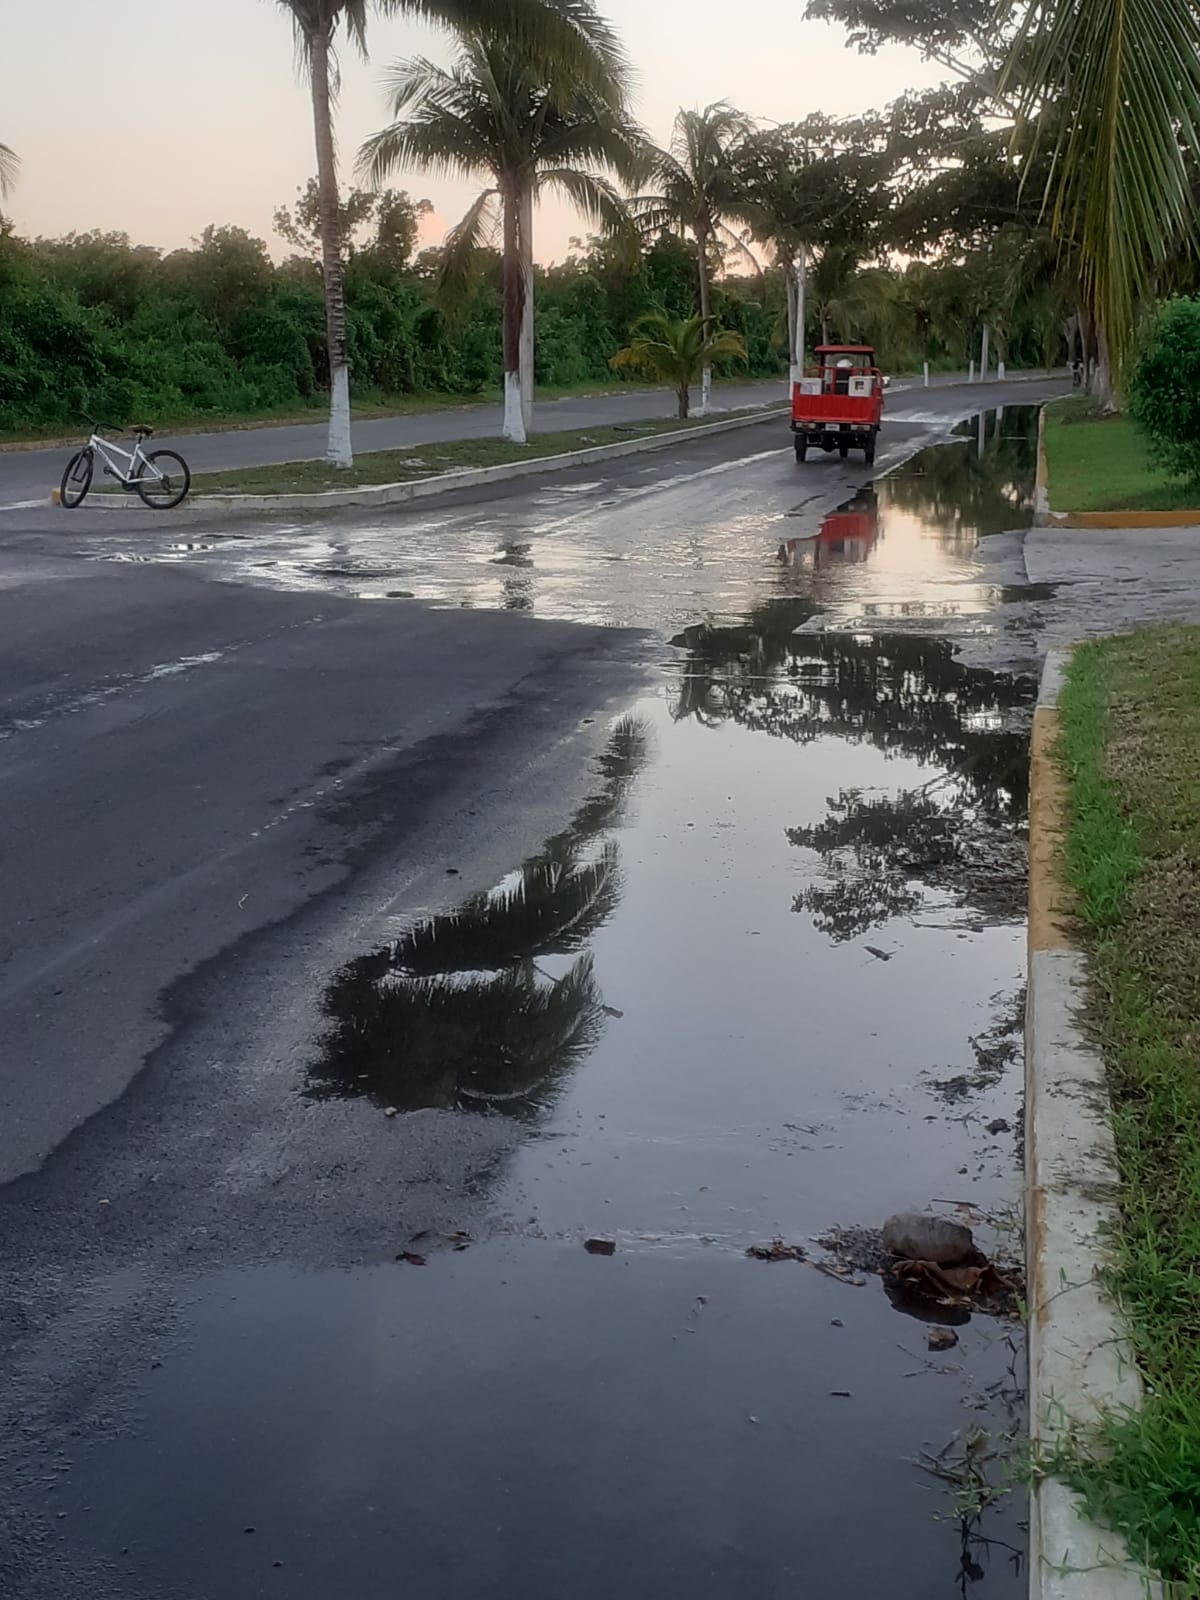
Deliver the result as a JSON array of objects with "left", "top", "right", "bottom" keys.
[{"left": 20, "top": 413, "right": 1042, "bottom": 1598}]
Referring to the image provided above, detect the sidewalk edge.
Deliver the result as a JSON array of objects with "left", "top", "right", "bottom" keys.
[{"left": 1026, "top": 649, "right": 1163, "bottom": 1600}]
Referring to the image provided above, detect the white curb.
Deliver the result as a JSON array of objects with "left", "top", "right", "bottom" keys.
[
  {"left": 1027, "top": 649, "right": 1163, "bottom": 1600},
  {"left": 186, "top": 406, "right": 788, "bottom": 516}
]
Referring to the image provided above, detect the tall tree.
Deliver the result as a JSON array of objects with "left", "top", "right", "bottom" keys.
[
  {"left": 734, "top": 120, "right": 880, "bottom": 386},
  {"left": 1002, "top": 0, "right": 1200, "bottom": 403},
  {"left": 360, "top": 29, "right": 638, "bottom": 442},
  {"left": 276, "top": 0, "right": 628, "bottom": 468},
  {"left": 632, "top": 104, "right": 758, "bottom": 414}
]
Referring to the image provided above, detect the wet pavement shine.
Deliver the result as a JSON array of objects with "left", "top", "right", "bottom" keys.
[{"left": 8, "top": 407, "right": 1046, "bottom": 1599}]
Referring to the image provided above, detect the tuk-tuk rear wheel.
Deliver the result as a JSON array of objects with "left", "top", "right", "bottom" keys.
[{"left": 794, "top": 437, "right": 807, "bottom": 463}]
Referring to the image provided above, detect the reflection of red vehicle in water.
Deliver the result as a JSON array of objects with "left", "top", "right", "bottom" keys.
[
  {"left": 791, "top": 344, "right": 885, "bottom": 466},
  {"left": 777, "top": 491, "right": 879, "bottom": 569}
]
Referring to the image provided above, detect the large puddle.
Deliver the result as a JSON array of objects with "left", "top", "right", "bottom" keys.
[
  {"left": 34, "top": 411, "right": 1042, "bottom": 1598},
  {"left": 45, "top": 641, "right": 1034, "bottom": 1600},
  {"left": 86, "top": 406, "right": 1041, "bottom": 638}
]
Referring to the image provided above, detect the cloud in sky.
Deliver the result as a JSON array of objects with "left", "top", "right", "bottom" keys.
[{"left": 4, "top": 0, "right": 948, "bottom": 262}]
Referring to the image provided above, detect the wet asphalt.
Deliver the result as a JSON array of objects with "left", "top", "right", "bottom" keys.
[{"left": 2, "top": 378, "right": 1065, "bottom": 1598}]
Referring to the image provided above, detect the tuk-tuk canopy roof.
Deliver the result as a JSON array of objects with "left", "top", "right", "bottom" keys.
[{"left": 814, "top": 344, "right": 876, "bottom": 355}]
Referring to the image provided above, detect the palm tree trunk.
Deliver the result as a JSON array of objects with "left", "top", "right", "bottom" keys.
[
  {"left": 308, "top": 29, "right": 352, "bottom": 470},
  {"left": 518, "top": 183, "right": 535, "bottom": 436},
  {"left": 677, "top": 382, "right": 689, "bottom": 420},
  {"left": 1094, "top": 322, "right": 1116, "bottom": 411},
  {"left": 501, "top": 185, "right": 527, "bottom": 445},
  {"left": 789, "top": 245, "right": 807, "bottom": 390},
  {"left": 980, "top": 321, "right": 991, "bottom": 380},
  {"left": 697, "top": 220, "right": 712, "bottom": 417}
]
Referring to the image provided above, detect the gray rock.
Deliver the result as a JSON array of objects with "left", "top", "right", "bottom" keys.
[{"left": 881, "top": 1211, "right": 974, "bottom": 1266}]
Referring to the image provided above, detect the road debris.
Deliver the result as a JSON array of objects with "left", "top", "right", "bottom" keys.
[
  {"left": 396, "top": 1251, "right": 426, "bottom": 1267},
  {"left": 881, "top": 1211, "right": 975, "bottom": 1266},
  {"left": 864, "top": 946, "right": 893, "bottom": 962},
  {"left": 746, "top": 1239, "right": 806, "bottom": 1262},
  {"left": 927, "top": 1326, "right": 960, "bottom": 1352},
  {"left": 584, "top": 1237, "right": 616, "bottom": 1256}
]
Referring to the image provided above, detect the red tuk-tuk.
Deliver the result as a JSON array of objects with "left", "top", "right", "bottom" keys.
[{"left": 791, "top": 344, "right": 885, "bottom": 466}]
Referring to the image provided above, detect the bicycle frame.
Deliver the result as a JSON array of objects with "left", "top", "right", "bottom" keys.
[{"left": 89, "top": 432, "right": 161, "bottom": 487}]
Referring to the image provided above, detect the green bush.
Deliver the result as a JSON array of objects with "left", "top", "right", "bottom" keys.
[{"left": 1128, "top": 297, "right": 1200, "bottom": 484}]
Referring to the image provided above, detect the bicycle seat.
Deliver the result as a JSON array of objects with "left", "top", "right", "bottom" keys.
[{"left": 132, "top": 424, "right": 155, "bottom": 438}]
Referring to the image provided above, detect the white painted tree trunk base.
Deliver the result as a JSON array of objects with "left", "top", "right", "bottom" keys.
[
  {"left": 502, "top": 373, "right": 527, "bottom": 444},
  {"left": 698, "top": 366, "right": 713, "bottom": 416},
  {"left": 326, "top": 365, "right": 353, "bottom": 468}
]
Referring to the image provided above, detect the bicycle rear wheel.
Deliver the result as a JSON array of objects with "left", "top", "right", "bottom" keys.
[
  {"left": 60, "top": 449, "right": 94, "bottom": 509},
  {"left": 136, "top": 449, "right": 191, "bottom": 509}
]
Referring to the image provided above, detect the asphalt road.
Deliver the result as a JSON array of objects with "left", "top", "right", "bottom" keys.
[
  {"left": 0, "top": 375, "right": 1064, "bottom": 1600},
  {"left": 0, "top": 370, "right": 1054, "bottom": 506},
  {"left": 0, "top": 376, "right": 1060, "bottom": 1183}
]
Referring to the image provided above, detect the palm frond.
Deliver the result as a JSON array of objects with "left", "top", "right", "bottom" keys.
[
  {"left": 359, "top": 115, "right": 495, "bottom": 186},
  {"left": 378, "top": 0, "right": 630, "bottom": 106},
  {"left": 1003, "top": 0, "right": 1200, "bottom": 375},
  {"left": 0, "top": 142, "right": 18, "bottom": 201},
  {"left": 540, "top": 167, "right": 630, "bottom": 232},
  {"left": 436, "top": 187, "right": 501, "bottom": 311}
]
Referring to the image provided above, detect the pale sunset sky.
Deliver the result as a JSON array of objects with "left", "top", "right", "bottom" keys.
[{"left": 3, "top": 0, "right": 946, "bottom": 262}]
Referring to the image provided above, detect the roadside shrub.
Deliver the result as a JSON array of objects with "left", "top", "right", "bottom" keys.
[{"left": 1128, "top": 297, "right": 1200, "bottom": 483}]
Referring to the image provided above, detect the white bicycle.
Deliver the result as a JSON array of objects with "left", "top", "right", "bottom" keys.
[{"left": 60, "top": 421, "right": 191, "bottom": 510}]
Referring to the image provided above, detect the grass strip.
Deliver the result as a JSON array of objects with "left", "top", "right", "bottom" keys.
[
  {"left": 1056, "top": 625, "right": 1200, "bottom": 1590},
  {"left": 184, "top": 414, "right": 774, "bottom": 496},
  {"left": 1043, "top": 397, "right": 1200, "bottom": 514}
]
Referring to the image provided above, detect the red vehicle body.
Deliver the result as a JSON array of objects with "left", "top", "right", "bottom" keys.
[{"left": 790, "top": 344, "right": 885, "bottom": 466}]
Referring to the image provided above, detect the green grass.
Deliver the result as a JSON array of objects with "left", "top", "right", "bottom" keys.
[
  {"left": 1056, "top": 626, "right": 1200, "bottom": 1591},
  {"left": 186, "top": 412, "right": 767, "bottom": 496},
  {"left": 1043, "top": 396, "right": 1200, "bottom": 513}
]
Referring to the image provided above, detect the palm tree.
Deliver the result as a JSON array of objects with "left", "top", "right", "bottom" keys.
[
  {"left": 632, "top": 104, "right": 759, "bottom": 415},
  {"left": 276, "top": 0, "right": 627, "bottom": 469},
  {"left": 1003, "top": 0, "right": 1200, "bottom": 403},
  {"left": 0, "top": 143, "right": 18, "bottom": 201},
  {"left": 610, "top": 313, "right": 746, "bottom": 419},
  {"left": 361, "top": 31, "right": 637, "bottom": 444}
]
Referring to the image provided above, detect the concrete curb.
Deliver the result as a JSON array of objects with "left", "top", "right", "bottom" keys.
[
  {"left": 184, "top": 406, "right": 787, "bottom": 516},
  {"left": 1026, "top": 651, "right": 1162, "bottom": 1600}
]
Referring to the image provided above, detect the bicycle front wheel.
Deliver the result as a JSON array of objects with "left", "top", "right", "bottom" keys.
[
  {"left": 136, "top": 450, "right": 191, "bottom": 510},
  {"left": 60, "top": 448, "right": 94, "bottom": 509}
]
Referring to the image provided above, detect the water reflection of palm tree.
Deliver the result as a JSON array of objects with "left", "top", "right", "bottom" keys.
[
  {"left": 671, "top": 619, "right": 1034, "bottom": 941},
  {"left": 308, "top": 718, "right": 648, "bottom": 1113},
  {"left": 670, "top": 598, "right": 822, "bottom": 727}
]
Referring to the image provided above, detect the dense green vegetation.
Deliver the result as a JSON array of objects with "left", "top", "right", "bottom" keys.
[
  {"left": 1057, "top": 629, "right": 1200, "bottom": 1589},
  {"left": 1128, "top": 297, "right": 1200, "bottom": 487},
  {"left": 0, "top": 215, "right": 783, "bottom": 436},
  {"left": 0, "top": 199, "right": 1063, "bottom": 441}
]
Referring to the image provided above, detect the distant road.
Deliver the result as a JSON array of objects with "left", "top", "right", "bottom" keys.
[{"left": 0, "top": 370, "right": 1057, "bottom": 506}]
